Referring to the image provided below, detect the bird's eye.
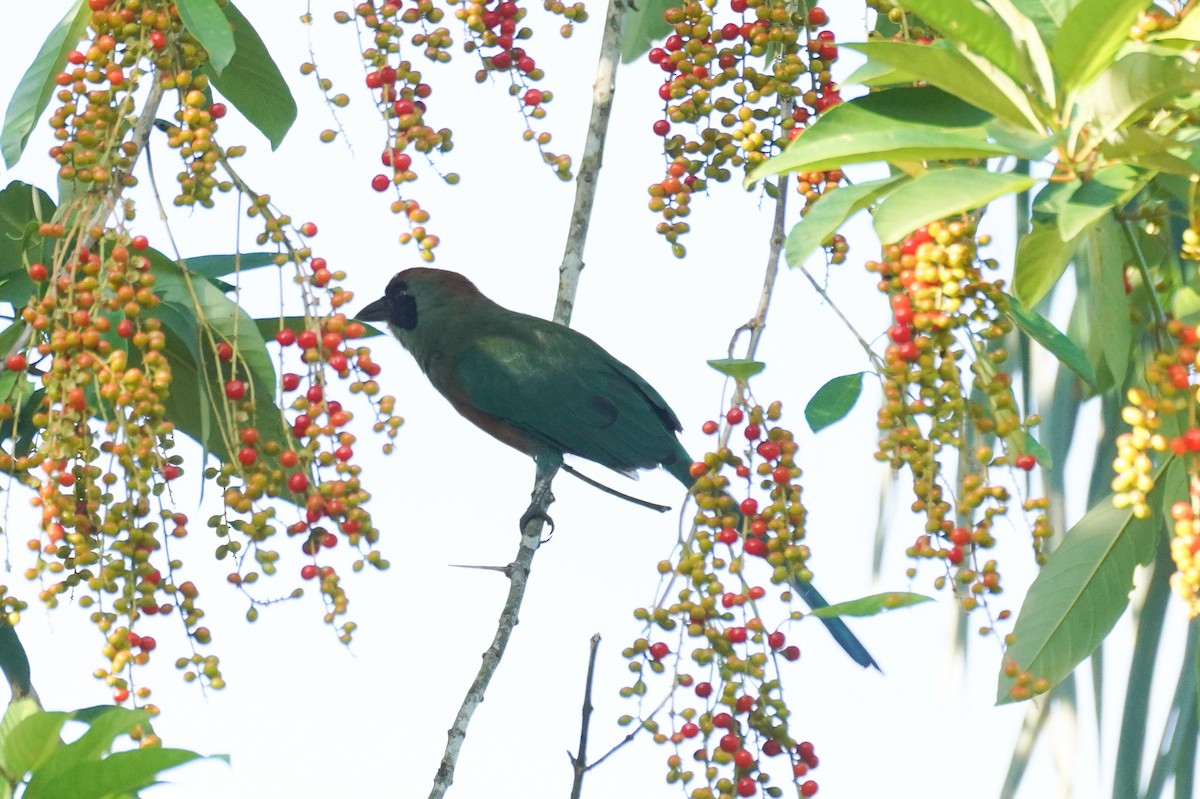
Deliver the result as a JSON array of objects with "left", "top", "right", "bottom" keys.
[{"left": 392, "top": 286, "right": 416, "bottom": 330}]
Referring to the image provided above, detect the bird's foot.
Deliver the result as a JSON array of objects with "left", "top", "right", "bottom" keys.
[{"left": 519, "top": 505, "right": 555, "bottom": 541}]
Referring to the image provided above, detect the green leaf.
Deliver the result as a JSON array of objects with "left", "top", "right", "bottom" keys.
[
  {"left": 203, "top": 2, "right": 295, "bottom": 149},
  {"left": 996, "top": 470, "right": 1169, "bottom": 704},
  {"left": 872, "top": 166, "right": 1035, "bottom": 244},
  {"left": 1003, "top": 292, "right": 1096, "bottom": 390},
  {"left": 1079, "top": 52, "right": 1200, "bottom": 145},
  {"left": 809, "top": 592, "right": 934, "bottom": 618},
  {"left": 804, "top": 372, "right": 865, "bottom": 433},
  {"left": 783, "top": 176, "right": 906, "bottom": 267},
  {"left": 885, "top": 0, "right": 1022, "bottom": 80},
  {"left": 0, "top": 698, "right": 40, "bottom": 780},
  {"left": 45, "top": 707, "right": 149, "bottom": 771},
  {"left": 707, "top": 359, "right": 765, "bottom": 382},
  {"left": 0, "top": 1, "right": 90, "bottom": 168},
  {"left": 2, "top": 711, "right": 70, "bottom": 780},
  {"left": 1013, "top": 221, "right": 1079, "bottom": 307},
  {"left": 1009, "top": 0, "right": 1075, "bottom": 45},
  {"left": 985, "top": 0, "right": 1057, "bottom": 105},
  {"left": 842, "top": 60, "right": 920, "bottom": 88},
  {"left": 180, "top": 252, "right": 278, "bottom": 280},
  {"left": 0, "top": 182, "right": 56, "bottom": 288},
  {"left": 1023, "top": 431, "right": 1054, "bottom": 472},
  {"left": 25, "top": 748, "right": 205, "bottom": 799},
  {"left": 1053, "top": 0, "right": 1153, "bottom": 92},
  {"left": 1098, "top": 126, "right": 1199, "bottom": 176},
  {"left": 1085, "top": 215, "right": 1132, "bottom": 388},
  {"left": 747, "top": 87, "right": 1012, "bottom": 184},
  {"left": 177, "top": 0, "right": 236, "bottom": 74},
  {"left": 1058, "top": 164, "right": 1150, "bottom": 241},
  {"left": 620, "top": 0, "right": 672, "bottom": 62},
  {"left": 1173, "top": 286, "right": 1200, "bottom": 324},
  {"left": 843, "top": 41, "right": 1040, "bottom": 129}
]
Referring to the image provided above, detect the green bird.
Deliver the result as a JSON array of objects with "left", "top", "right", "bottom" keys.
[{"left": 356, "top": 268, "right": 878, "bottom": 669}]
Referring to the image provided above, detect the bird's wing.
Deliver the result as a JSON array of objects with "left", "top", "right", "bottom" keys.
[{"left": 448, "top": 317, "right": 687, "bottom": 475}]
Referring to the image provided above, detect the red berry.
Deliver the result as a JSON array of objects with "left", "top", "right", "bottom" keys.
[
  {"left": 216, "top": 342, "right": 233, "bottom": 361},
  {"left": 224, "top": 380, "right": 246, "bottom": 400},
  {"left": 763, "top": 739, "right": 783, "bottom": 757},
  {"left": 734, "top": 749, "right": 755, "bottom": 768},
  {"left": 523, "top": 88, "right": 543, "bottom": 106},
  {"left": 768, "top": 631, "right": 785, "bottom": 649},
  {"left": 808, "top": 6, "right": 828, "bottom": 24},
  {"left": 735, "top": 695, "right": 755, "bottom": 713},
  {"left": 800, "top": 780, "right": 819, "bottom": 797},
  {"left": 756, "top": 441, "right": 780, "bottom": 460},
  {"left": 117, "top": 319, "right": 134, "bottom": 338},
  {"left": 726, "top": 407, "right": 744, "bottom": 424},
  {"left": 736, "top": 778, "right": 757, "bottom": 797},
  {"left": 138, "top": 635, "right": 156, "bottom": 652},
  {"left": 275, "top": 329, "right": 297, "bottom": 347},
  {"left": 739, "top": 498, "right": 758, "bottom": 515},
  {"left": 718, "top": 527, "right": 739, "bottom": 545},
  {"left": 1169, "top": 363, "right": 1190, "bottom": 389},
  {"left": 237, "top": 447, "right": 257, "bottom": 466},
  {"left": 28, "top": 263, "right": 48, "bottom": 281},
  {"left": 653, "top": 119, "right": 670, "bottom": 136},
  {"left": 281, "top": 373, "right": 300, "bottom": 391},
  {"left": 1014, "top": 453, "right": 1037, "bottom": 471},
  {"left": 782, "top": 645, "right": 800, "bottom": 661},
  {"left": 648, "top": 641, "right": 670, "bottom": 660},
  {"left": 744, "top": 538, "right": 767, "bottom": 557},
  {"left": 680, "top": 722, "right": 699, "bottom": 738},
  {"left": 300, "top": 222, "right": 317, "bottom": 237},
  {"left": 334, "top": 445, "right": 353, "bottom": 461},
  {"left": 288, "top": 472, "right": 310, "bottom": 493},
  {"left": 888, "top": 324, "right": 912, "bottom": 344},
  {"left": 949, "top": 527, "right": 971, "bottom": 546},
  {"left": 702, "top": 420, "right": 719, "bottom": 434},
  {"left": 298, "top": 331, "right": 318, "bottom": 350},
  {"left": 695, "top": 681, "right": 713, "bottom": 698},
  {"left": 744, "top": 423, "right": 761, "bottom": 440},
  {"left": 720, "top": 733, "right": 741, "bottom": 753},
  {"left": 5, "top": 354, "right": 26, "bottom": 371},
  {"left": 648, "top": 47, "right": 665, "bottom": 64},
  {"left": 131, "top": 235, "right": 149, "bottom": 251},
  {"left": 209, "top": 102, "right": 227, "bottom": 119},
  {"left": 772, "top": 466, "right": 791, "bottom": 484},
  {"left": 727, "top": 626, "right": 747, "bottom": 643},
  {"left": 301, "top": 564, "right": 319, "bottom": 580},
  {"left": 896, "top": 341, "right": 919, "bottom": 361},
  {"left": 162, "top": 464, "right": 181, "bottom": 481},
  {"left": 371, "top": 174, "right": 390, "bottom": 191}
]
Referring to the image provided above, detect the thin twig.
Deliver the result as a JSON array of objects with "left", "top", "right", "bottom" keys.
[
  {"left": 428, "top": 0, "right": 626, "bottom": 793},
  {"left": 795, "top": 262, "right": 888, "bottom": 373},
  {"left": 429, "top": 466, "right": 558, "bottom": 799},
  {"left": 568, "top": 633, "right": 602, "bottom": 799},
  {"left": 553, "top": 0, "right": 627, "bottom": 326}
]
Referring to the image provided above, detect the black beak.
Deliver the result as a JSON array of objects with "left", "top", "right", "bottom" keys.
[{"left": 356, "top": 296, "right": 389, "bottom": 323}]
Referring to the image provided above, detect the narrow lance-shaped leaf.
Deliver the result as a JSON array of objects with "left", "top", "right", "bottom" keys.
[
  {"left": 1053, "top": 0, "right": 1154, "bottom": 92},
  {"left": 1003, "top": 292, "right": 1096, "bottom": 390},
  {"left": 805, "top": 372, "right": 865, "bottom": 433},
  {"left": 1079, "top": 52, "right": 1200, "bottom": 146},
  {"left": 203, "top": 2, "right": 295, "bottom": 149},
  {"left": 784, "top": 176, "right": 906, "bottom": 267},
  {"left": 0, "top": 1, "right": 90, "bottom": 168},
  {"left": 1012, "top": 221, "right": 1079, "bottom": 307},
  {"left": 747, "top": 87, "right": 1012, "bottom": 184},
  {"left": 843, "top": 41, "right": 1040, "bottom": 130},
  {"left": 996, "top": 461, "right": 1173, "bottom": 705},
  {"left": 1086, "top": 215, "right": 1133, "bottom": 389},
  {"left": 809, "top": 592, "right": 935, "bottom": 618},
  {"left": 872, "top": 167, "right": 1035, "bottom": 244},
  {"left": 1058, "top": 164, "right": 1150, "bottom": 241}
]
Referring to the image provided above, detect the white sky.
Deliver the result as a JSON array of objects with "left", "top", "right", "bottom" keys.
[{"left": 0, "top": 3, "right": 1191, "bottom": 798}]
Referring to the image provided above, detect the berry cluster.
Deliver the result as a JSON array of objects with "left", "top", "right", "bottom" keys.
[
  {"left": 622, "top": 401, "right": 827, "bottom": 798},
  {"left": 7, "top": 1, "right": 405, "bottom": 704},
  {"left": 1115, "top": 321, "right": 1200, "bottom": 615},
  {"left": 325, "top": 0, "right": 582, "bottom": 260},
  {"left": 646, "top": 2, "right": 841, "bottom": 257},
  {"left": 868, "top": 220, "right": 1048, "bottom": 614}
]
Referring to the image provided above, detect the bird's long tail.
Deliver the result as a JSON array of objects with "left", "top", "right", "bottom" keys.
[{"left": 666, "top": 453, "right": 879, "bottom": 670}]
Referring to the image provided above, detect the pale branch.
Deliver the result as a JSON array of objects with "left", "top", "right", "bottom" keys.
[
  {"left": 553, "top": 0, "right": 628, "bottom": 327},
  {"left": 568, "top": 633, "right": 602, "bottom": 799},
  {"left": 428, "top": 0, "right": 627, "bottom": 794},
  {"left": 428, "top": 466, "right": 559, "bottom": 799}
]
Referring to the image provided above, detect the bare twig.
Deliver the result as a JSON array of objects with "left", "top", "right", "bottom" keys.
[
  {"left": 429, "top": 465, "right": 559, "bottom": 799},
  {"left": 553, "top": 0, "right": 628, "bottom": 326},
  {"left": 568, "top": 633, "right": 602, "bottom": 799},
  {"left": 428, "top": 1, "right": 627, "bottom": 793}
]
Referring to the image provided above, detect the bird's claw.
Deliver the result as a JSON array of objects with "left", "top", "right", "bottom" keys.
[{"left": 519, "top": 506, "right": 555, "bottom": 541}]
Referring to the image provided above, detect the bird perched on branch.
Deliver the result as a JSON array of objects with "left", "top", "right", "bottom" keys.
[{"left": 356, "top": 267, "right": 878, "bottom": 669}]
